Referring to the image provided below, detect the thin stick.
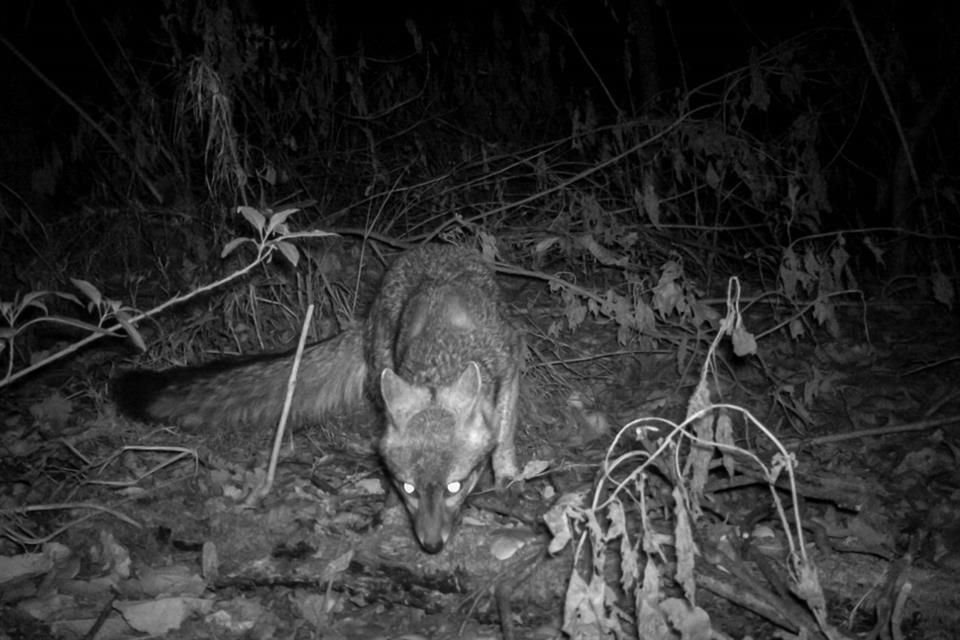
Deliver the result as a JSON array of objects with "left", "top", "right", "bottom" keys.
[
  {"left": 253, "top": 303, "right": 315, "bottom": 501},
  {"left": 844, "top": 1, "right": 922, "bottom": 213},
  {"left": 787, "top": 414, "right": 960, "bottom": 447}
]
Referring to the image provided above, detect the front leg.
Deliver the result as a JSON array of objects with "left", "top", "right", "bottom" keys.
[{"left": 490, "top": 364, "right": 520, "bottom": 486}]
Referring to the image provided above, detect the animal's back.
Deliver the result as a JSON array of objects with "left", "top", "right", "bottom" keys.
[
  {"left": 112, "top": 244, "right": 516, "bottom": 429},
  {"left": 373, "top": 245, "right": 524, "bottom": 552},
  {"left": 367, "top": 244, "right": 521, "bottom": 395}
]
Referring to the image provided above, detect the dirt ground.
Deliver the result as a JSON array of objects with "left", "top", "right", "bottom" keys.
[{"left": 2, "top": 285, "right": 960, "bottom": 639}]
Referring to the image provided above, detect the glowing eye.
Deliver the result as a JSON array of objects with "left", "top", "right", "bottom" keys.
[
  {"left": 446, "top": 481, "right": 462, "bottom": 494},
  {"left": 402, "top": 482, "right": 416, "bottom": 495}
]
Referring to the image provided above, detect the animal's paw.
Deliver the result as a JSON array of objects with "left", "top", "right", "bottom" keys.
[{"left": 492, "top": 449, "right": 519, "bottom": 486}]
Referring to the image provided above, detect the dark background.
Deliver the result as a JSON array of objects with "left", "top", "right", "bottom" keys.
[{"left": 1, "top": 0, "right": 958, "bottom": 336}]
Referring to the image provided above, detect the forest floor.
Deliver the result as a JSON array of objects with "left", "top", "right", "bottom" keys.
[{"left": 2, "top": 271, "right": 959, "bottom": 640}]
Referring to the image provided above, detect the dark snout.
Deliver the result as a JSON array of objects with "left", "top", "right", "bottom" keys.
[{"left": 413, "top": 487, "right": 456, "bottom": 554}]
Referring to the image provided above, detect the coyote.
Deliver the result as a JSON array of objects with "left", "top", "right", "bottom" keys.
[{"left": 114, "top": 244, "right": 523, "bottom": 553}]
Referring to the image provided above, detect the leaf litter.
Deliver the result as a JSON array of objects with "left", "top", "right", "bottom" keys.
[{"left": 3, "top": 278, "right": 960, "bottom": 639}]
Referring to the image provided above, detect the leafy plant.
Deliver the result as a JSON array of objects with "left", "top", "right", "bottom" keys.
[
  {"left": 0, "top": 207, "right": 333, "bottom": 389},
  {"left": 548, "top": 281, "right": 840, "bottom": 639}
]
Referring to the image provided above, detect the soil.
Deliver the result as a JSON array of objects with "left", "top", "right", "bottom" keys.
[{"left": 2, "top": 285, "right": 960, "bottom": 639}]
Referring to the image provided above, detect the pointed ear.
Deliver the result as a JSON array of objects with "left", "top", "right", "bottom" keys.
[
  {"left": 440, "top": 361, "right": 482, "bottom": 415},
  {"left": 380, "top": 368, "right": 430, "bottom": 427}
]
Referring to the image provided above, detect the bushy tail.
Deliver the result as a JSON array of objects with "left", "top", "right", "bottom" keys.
[{"left": 113, "top": 327, "right": 368, "bottom": 429}]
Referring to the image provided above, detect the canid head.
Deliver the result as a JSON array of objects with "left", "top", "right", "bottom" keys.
[{"left": 379, "top": 362, "right": 495, "bottom": 554}]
